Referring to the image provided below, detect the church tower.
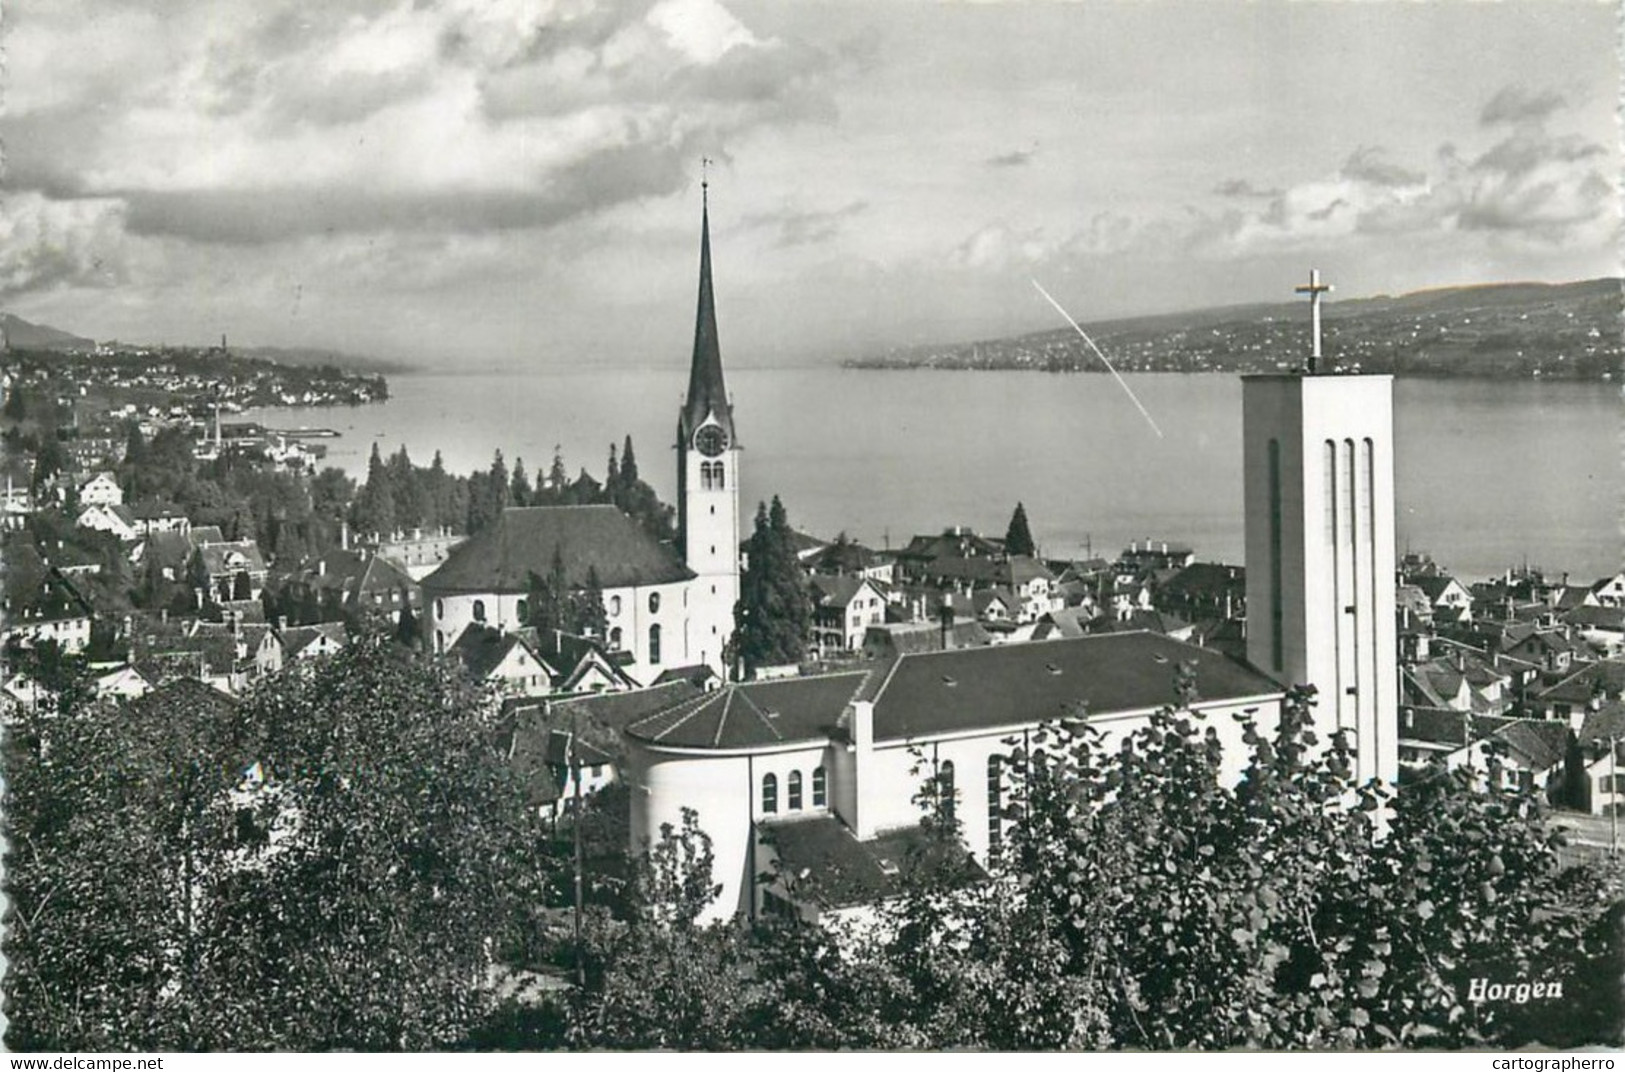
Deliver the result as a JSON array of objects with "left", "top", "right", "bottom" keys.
[
  {"left": 1243, "top": 270, "right": 1398, "bottom": 785},
  {"left": 676, "top": 176, "right": 741, "bottom": 674}
]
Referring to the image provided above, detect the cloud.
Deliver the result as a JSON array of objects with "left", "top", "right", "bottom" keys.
[
  {"left": 1481, "top": 84, "right": 1568, "bottom": 126},
  {"left": 740, "top": 201, "right": 868, "bottom": 248},
  {"left": 986, "top": 147, "right": 1036, "bottom": 168},
  {"left": 1213, "top": 179, "right": 1281, "bottom": 199},
  {"left": 1340, "top": 146, "right": 1425, "bottom": 188},
  {"left": 0, "top": 193, "right": 128, "bottom": 297},
  {"left": 4, "top": 0, "right": 839, "bottom": 252}
]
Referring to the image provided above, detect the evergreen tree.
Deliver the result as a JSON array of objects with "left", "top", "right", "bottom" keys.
[
  {"left": 1004, "top": 501, "right": 1036, "bottom": 557},
  {"left": 620, "top": 435, "right": 639, "bottom": 488},
  {"left": 394, "top": 594, "right": 420, "bottom": 648},
  {"left": 510, "top": 458, "right": 532, "bottom": 508},
  {"left": 545, "top": 446, "right": 568, "bottom": 501},
  {"left": 734, "top": 496, "right": 813, "bottom": 672},
  {"left": 572, "top": 565, "right": 608, "bottom": 639}
]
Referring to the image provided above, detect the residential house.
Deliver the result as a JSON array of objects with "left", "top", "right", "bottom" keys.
[
  {"left": 2, "top": 574, "right": 94, "bottom": 653},
  {"left": 1577, "top": 703, "right": 1625, "bottom": 817},
  {"left": 1564, "top": 604, "right": 1625, "bottom": 658},
  {"left": 1591, "top": 572, "right": 1625, "bottom": 608},
  {"left": 374, "top": 528, "right": 468, "bottom": 582},
  {"left": 1413, "top": 575, "right": 1474, "bottom": 623},
  {"left": 1533, "top": 659, "right": 1625, "bottom": 726},
  {"left": 809, "top": 575, "right": 890, "bottom": 656},
  {"left": 190, "top": 539, "right": 269, "bottom": 605},
  {"left": 1117, "top": 539, "right": 1197, "bottom": 575},
  {"left": 276, "top": 621, "right": 347, "bottom": 662},
  {"left": 804, "top": 537, "right": 895, "bottom": 584},
  {"left": 129, "top": 500, "right": 190, "bottom": 536},
  {"left": 1155, "top": 562, "right": 1246, "bottom": 624},
  {"left": 451, "top": 624, "right": 558, "bottom": 698},
  {"left": 281, "top": 548, "right": 421, "bottom": 625},
  {"left": 536, "top": 631, "right": 642, "bottom": 695},
  {"left": 76, "top": 470, "right": 123, "bottom": 506},
  {"left": 77, "top": 502, "right": 141, "bottom": 543}
]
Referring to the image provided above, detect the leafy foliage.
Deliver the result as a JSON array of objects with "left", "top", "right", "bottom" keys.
[{"left": 3, "top": 638, "right": 550, "bottom": 1051}]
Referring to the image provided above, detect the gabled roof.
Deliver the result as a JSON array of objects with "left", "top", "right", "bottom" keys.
[
  {"left": 278, "top": 622, "right": 346, "bottom": 658},
  {"left": 1413, "top": 575, "right": 1466, "bottom": 603},
  {"left": 1536, "top": 659, "right": 1625, "bottom": 705},
  {"left": 1006, "top": 556, "right": 1055, "bottom": 586},
  {"left": 188, "top": 526, "right": 226, "bottom": 545},
  {"left": 1565, "top": 605, "right": 1625, "bottom": 631},
  {"left": 451, "top": 624, "right": 555, "bottom": 682},
  {"left": 870, "top": 631, "right": 1280, "bottom": 743},
  {"left": 196, "top": 540, "right": 267, "bottom": 575},
  {"left": 809, "top": 573, "right": 870, "bottom": 608},
  {"left": 1490, "top": 719, "right": 1567, "bottom": 771},
  {"left": 422, "top": 505, "right": 692, "bottom": 594},
  {"left": 624, "top": 671, "right": 871, "bottom": 749},
  {"left": 651, "top": 664, "right": 722, "bottom": 690},
  {"left": 1160, "top": 562, "right": 1246, "bottom": 599},
  {"left": 1579, "top": 701, "right": 1625, "bottom": 744}
]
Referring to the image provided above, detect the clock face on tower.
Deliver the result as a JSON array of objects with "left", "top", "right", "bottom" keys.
[{"left": 694, "top": 425, "right": 729, "bottom": 457}]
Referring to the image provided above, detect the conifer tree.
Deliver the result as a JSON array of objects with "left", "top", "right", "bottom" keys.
[
  {"left": 510, "top": 458, "right": 532, "bottom": 508},
  {"left": 605, "top": 443, "right": 620, "bottom": 499},
  {"left": 1004, "top": 501, "right": 1036, "bottom": 557},
  {"left": 734, "top": 496, "right": 813, "bottom": 671},
  {"left": 620, "top": 435, "right": 639, "bottom": 488}
]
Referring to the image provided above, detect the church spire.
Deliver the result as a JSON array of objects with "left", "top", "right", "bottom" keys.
[{"left": 681, "top": 166, "right": 732, "bottom": 440}]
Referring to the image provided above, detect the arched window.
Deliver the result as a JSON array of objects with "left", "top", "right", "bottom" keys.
[
  {"left": 939, "top": 759, "right": 956, "bottom": 822},
  {"left": 761, "top": 772, "right": 778, "bottom": 814},
  {"left": 812, "top": 766, "right": 827, "bottom": 808},
  {"left": 435, "top": 598, "right": 444, "bottom": 620},
  {"left": 609, "top": 626, "right": 622, "bottom": 650},
  {"left": 649, "top": 592, "right": 661, "bottom": 614},
  {"left": 472, "top": 599, "right": 487, "bottom": 623},
  {"left": 699, "top": 462, "right": 711, "bottom": 490},
  {"left": 516, "top": 597, "right": 528, "bottom": 625},
  {"left": 987, "top": 755, "right": 1003, "bottom": 852},
  {"left": 788, "top": 770, "right": 803, "bottom": 810},
  {"left": 713, "top": 461, "right": 725, "bottom": 489},
  {"left": 649, "top": 623, "right": 661, "bottom": 665},
  {"left": 609, "top": 594, "right": 622, "bottom": 617}
]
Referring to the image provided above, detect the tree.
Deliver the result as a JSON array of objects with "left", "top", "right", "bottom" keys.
[
  {"left": 3, "top": 640, "right": 550, "bottom": 1051},
  {"left": 1004, "top": 501, "right": 1036, "bottom": 557},
  {"left": 510, "top": 458, "right": 532, "bottom": 508},
  {"left": 619, "top": 435, "right": 638, "bottom": 489},
  {"left": 733, "top": 496, "right": 813, "bottom": 672}
]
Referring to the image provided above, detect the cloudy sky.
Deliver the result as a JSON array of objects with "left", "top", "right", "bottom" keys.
[{"left": 2, "top": 0, "right": 1618, "bottom": 369}]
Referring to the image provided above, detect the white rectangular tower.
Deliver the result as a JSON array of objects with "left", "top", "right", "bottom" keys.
[{"left": 1243, "top": 372, "right": 1399, "bottom": 785}]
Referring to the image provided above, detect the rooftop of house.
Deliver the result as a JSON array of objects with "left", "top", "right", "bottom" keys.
[
  {"left": 1159, "top": 561, "right": 1246, "bottom": 599},
  {"left": 196, "top": 540, "right": 267, "bottom": 576},
  {"left": 760, "top": 816, "right": 984, "bottom": 911},
  {"left": 451, "top": 623, "right": 553, "bottom": 682},
  {"left": 277, "top": 622, "right": 347, "bottom": 658},
  {"left": 1537, "top": 659, "right": 1625, "bottom": 705},
  {"left": 423, "top": 505, "right": 693, "bottom": 594}
]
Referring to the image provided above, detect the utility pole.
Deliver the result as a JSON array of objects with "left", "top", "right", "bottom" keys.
[
  {"left": 1611, "top": 734, "right": 1618, "bottom": 858},
  {"left": 572, "top": 708, "right": 585, "bottom": 988}
]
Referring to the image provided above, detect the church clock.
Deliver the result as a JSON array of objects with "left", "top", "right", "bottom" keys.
[{"left": 695, "top": 424, "right": 729, "bottom": 457}]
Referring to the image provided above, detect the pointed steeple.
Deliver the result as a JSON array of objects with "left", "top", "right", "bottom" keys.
[{"left": 680, "top": 179, "right": 733, "bottom": 441}]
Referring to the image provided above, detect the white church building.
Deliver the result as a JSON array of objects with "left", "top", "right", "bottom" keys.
[{"left": 422, "top": 185, "right": 742, "bottom": 684}]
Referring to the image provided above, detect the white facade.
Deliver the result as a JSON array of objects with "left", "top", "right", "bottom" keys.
[
  {"left": 677, "top": 422, "right": 740, "bottom": 674},
  {"left": 78, "top": 472, "right": 123, "bottom": 506},
  {"left": 428, "top": 577, "right": 696, "bottom": 686},
  {"left": 1243, "top": 374, "right": 1399, "bottom": 785}
]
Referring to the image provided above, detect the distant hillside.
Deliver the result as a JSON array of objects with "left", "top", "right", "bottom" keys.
[
  {"left": 1, "top": 313, "right": 94, "bottom": 351},
  {"left": 849, "top": 278, "right": 1623, "bottom": 380},
  {"left": 234, "top": 345, "right": 414, "bottom": 375},
  {"left": 0, "top": 312, "right": 410, "bottom": 375}
]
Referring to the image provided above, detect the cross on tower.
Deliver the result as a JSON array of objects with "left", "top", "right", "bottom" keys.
[{"left": 1296, "top": 268, "right": 1333, "bottom": 373}]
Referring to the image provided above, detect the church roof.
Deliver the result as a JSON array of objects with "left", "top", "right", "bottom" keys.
[
  {"left": 624, "top": 671, "right": 871, "bottom": 749},
  {"left": 869, "top": 631, "right": 1280, "bottom": 742},
  {"left": 421, "top": 505, "right": 694, "bottom": 595},
  {"left": 678, "top": 191, "right": 734, "bottom": 442}
]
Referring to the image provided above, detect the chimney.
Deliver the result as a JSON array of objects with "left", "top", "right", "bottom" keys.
[
  {"left": 849, "top": 700, "right": 875, "bottom": 838},
  {"left": 277, "top": 616, "right": 287, "bottom": 632},
  {"left": 340, "top": 519, "right": 350, "bottom": 551}
]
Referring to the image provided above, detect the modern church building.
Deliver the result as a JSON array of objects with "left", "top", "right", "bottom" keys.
[{"left": 544, "top": 232, "right": 1402, "bottom": 922}]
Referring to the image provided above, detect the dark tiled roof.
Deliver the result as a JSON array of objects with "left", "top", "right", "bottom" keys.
[
  {"left": 1006, "top": 556, "right": 1055, "bottom": 585},
  {"left": 551, "top": 680, "right": 706, "bottom": 734},
  {"left": 761, "top": 817, "right": 984, "bottom": 910},
  {"left": 624, "top": 671, "right": 870, "bottom": 749},
  {"left": 1492, "top": 719, "right": 1567, "bottom": 771},
  {"left": 451, "top": 624, "right": 554, "bottom": 682},
  {"left": 188, "top": 526, "right": 226, "bottom": 546},
  {"left": 1565, "top": 605, "right": 1625, "bottom": 630},
  {"left": 1160, "top": 562, "right": 1246, "bottom": 599},
  {"left": 197, "top": 540, "right": 267, "bottom": 576},
  {"left": 809, "top": 573, "right": 867, "bottom": 608},
  {"left": 422, "top": 505, "right": 692, "bottom": 594},
  {"left": 871, "top": 632, "right": 1280, "bottom": 742},
  {"left": 278, "top": 622, "right": 347, "bottom": 658},
  {"left": 1537, "top": 659, "right": 1625, "bottom": 705},
  {"left": 1579, "top": 702, "right": 1625, "bottom": 743},
  {"left": 1413, "top": 576, "right": 1464, "bottom": 602}
]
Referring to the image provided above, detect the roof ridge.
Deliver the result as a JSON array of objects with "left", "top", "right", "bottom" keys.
[
  {"left": 636, "top": 690, "right": 718, "bottom": 740},
  {"left": 712, "top": 688, "right": 738, "bottom": 746},
  {"left": 734, "top": 688, "right": 784, "bottom": 742}
]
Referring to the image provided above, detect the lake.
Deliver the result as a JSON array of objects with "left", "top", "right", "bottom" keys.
[{"left": 244, "top": 368, "right": 1622, "bottom": 583}]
